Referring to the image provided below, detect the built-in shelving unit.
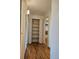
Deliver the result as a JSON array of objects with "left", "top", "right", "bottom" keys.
[{"left": 32, "top": 19, "right": 39, "bottom": 43}]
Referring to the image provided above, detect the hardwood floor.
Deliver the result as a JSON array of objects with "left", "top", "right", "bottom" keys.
[{"left": 24, "top": 43, "right": 50, "bottom": 59}]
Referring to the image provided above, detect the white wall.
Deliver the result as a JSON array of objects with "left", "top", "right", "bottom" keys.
[
  {"left": 43, "top": 18, "right": 49, "bottom": 45},
  {"left": 49, "top": 0, "right": 59, "bottom": 59},
  {"left": 24, "top": 15, "right": 28, "bottom": 48},
  {"left": 20, "top": 0, "right": 27, "bottom": 59}
]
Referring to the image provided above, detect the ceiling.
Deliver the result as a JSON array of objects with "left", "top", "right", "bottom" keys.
[{"left": 27, "top": 0, "right": 51, "bottom": 16}]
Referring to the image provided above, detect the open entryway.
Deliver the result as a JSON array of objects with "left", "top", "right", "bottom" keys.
[{"left": 32, "top": 19, "right": 40, "bottom": 43}]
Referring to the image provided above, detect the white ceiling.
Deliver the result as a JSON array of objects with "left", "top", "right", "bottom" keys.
[{"left": 27, "top": 0, "right": 51, "bottom": 16}]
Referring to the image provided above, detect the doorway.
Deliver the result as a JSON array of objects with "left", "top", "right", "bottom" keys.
[{"left": 32, "top": 19, "right": 40, "bottom": 43}]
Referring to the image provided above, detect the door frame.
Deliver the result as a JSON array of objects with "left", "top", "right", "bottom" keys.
[{"left": 31, "top": 19, "right": 40, "bottom": 43}]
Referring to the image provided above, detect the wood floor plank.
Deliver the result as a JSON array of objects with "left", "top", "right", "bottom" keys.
[{"left": 24, "top": 43, "right": 50, "bottom": 59}]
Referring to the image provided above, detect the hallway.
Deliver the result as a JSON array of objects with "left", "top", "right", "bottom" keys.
[
  {"left": 21, "top": 0, "right": 59, "bottom": 59},
  {"left": 24, "top": 43, "right": 50, "bottom": 59}
]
